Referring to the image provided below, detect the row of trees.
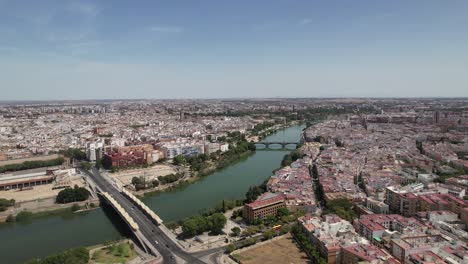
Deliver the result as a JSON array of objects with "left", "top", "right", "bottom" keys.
[
  {"left": 56, "top": 185, "right": 90, "bottom": 204},
  {"left": 6, "top": 210, "right": 33, "bottom": 223},
  {"left": 199, "top": 105, "right": 377, "bottom": 120},
  {"left": 158, "top": 173, "right": 183, "bottom": 184},
  {"left": 26, "top": 247, "right": 89, "bottom": 264},
  {"left": 181, "top": 212, "right": 227, "bottom": 238},
  {"left": 131, "top": 172, "right": 185, "bottom": 191},
  {"left": 322, "top": 198, "right": 357, "bottom": 222},
  {"left": 0, "top": 158, "right": 64, "bottom": 173},
  {"left": 173, "top": 132, "right": 256, "bottom": 175},
  {"left": 227, "top": 225, "right": 292, "bottom": 254},
  {"left": 63, "top": 148, "right": 86, "bottom": 160},
  {"left": 184, "top": 154, "right": 211, "bottom": 172},
  {"left": 131, "top": 176, "right": 147, "bottom": 191},
  {"left": 251, "top": 122, "right": 276, "bottom": 135},
  {"left": 291, "top": 223, "right": 327, "bottom": 264},
  {"left": 196, "top": 199, "right": 244, "bottom": 218},
  {"left": 244, "top": 179, "right": 268, "bottom": 203},
  {"left": 281, "top": 149, "right": 304, "bottom": 167},
  {"left": 0, "top": 198, "right": 15, "bottom": 212}
]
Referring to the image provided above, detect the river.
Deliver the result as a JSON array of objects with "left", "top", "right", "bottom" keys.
[{"left": 0, "top": 125, "right": 304, "bottom": 263}]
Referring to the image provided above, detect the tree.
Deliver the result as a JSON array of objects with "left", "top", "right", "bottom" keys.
[
  {"left": 71, "top": 204, "right": 81, "bottom": 212},
  {"left": 0, "top": 158, "right": 65, "bottom": 173},
  {"left": 173, "top": 155, "right": 186, "bottom": 165},
  {"left": 209, "top": 213, "right": 227, "bottom": 235},
  {"left": 245, "top": 185, "right": 266, "bottom": 203},
  {"left": 416, "top": 140, "right": 424, "bottom": 154},
  {"left": 314, "top": 136, "right": 323, "bottom": 143},
  {"left": 158, "top": 173, "right": 182, "bottom": 184},
  {"left": 15, "top": 210, "right": 33, "bottom": 222},
  {"left": 95, "top": 158, "right": 103, "bottom": 169},
  {"left": 276, "top": 207, "right": 289, "bottom": 218},
  {"left": 325, "top": 198, "right": 357, "bottom": 222},
  {"left": 64, "top": 148, "right": 87, "bottom": 161},
  {"left": 181, "top": 218, "right": 200, "bottom": 237},
  {"left": 181, "top": 215, "right": 209, "bottom": 237},
  {"left": 226, "top": 244, "right": 236, "bottom": 253},
  {"left": 26, "top": 247, "right": 89, "bottom": 264},
  {"left": 6, "top": 214, "right": 15, "bottom": 222},
  {"left": 242, "top": 226, "right": 260, "bottom": 237},
  {"left": 0, "top": 198, "right": 15, "bottom": 212},
  {"left": 263, "top": 229, "right": 275, "bottom": 240},
  {"left": 264, "top": 214, "right": 278, "bottom": 226},
  {"left": 132, "top": 176, "right": 143, "bottom": 185},
  {"left": 199, "top": 153, "right": 209, "bottom": 162},
  {"left": 335, "top": 139, "right": 344, "bottom": 147},
  {"left": 132, "top": 176, "right": 146, "bottom": 190},
  {"left": 80, "top": 162, "right": 92, "bottom": 171},
  {"left": 56, "top": 185, "right": 90, "bottom": 204},
  {"left": 152, "top": 180, "right": 159, "bottom": 188},
  {"left": 231, "top": 227, "right": 241, "bottom": 237},
  {"left": 209, "top": 152, "right": 218, "bottom": 161},
  {"left": 241, "top": 237, "right": 256, "bottom": 247},
  {"left": 291, "top": 223, "right": 327, "bottom": 264},
  {"left": 279, "top": 225, "right": 291, "bottom": 235},
  {"left": 165, "top": 222, "right": 179, "bottom": 230}
]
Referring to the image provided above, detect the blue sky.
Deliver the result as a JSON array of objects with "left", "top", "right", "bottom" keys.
[{"left": 0, "top": 0, "right": 467, "bottom": 100}]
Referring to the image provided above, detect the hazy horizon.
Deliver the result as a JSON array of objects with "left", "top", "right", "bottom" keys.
[{"left": 1, "top": 0, "right": 467, "bottom": 100}]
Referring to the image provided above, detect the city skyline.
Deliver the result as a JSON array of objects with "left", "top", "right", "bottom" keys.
[
  {"left": 0, "top": 98, "right": 467, "bottom": 263},
  {"left": 1, "top": 0, "right": 468, "bottom": 99}
]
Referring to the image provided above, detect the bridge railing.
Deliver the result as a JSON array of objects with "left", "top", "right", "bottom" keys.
[
  {"left": 121, "top": 188, "right": 163, "bottom": 225},
  {"left": 101, "top": 191, "right": 140, "bottom": 231}
]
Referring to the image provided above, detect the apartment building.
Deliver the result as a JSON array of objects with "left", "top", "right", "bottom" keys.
[{"left": 242, "top": 192, "right": 286, "bottom": 222}]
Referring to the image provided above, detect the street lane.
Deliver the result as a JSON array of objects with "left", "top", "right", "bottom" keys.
[{"left": 86, "top": 168, "right": 205, "bottom": 264}]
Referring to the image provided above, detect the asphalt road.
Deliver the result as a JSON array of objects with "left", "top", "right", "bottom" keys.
[{"left": 86, "top": 167, "right": 206, "bottom": 264}]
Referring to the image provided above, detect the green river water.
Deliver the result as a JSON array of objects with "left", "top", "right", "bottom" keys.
[{"left": 0, "top": 125, "right": 304, "bottom": 263}]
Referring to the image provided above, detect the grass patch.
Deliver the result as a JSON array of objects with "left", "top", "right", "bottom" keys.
[{"left": 91, "top": 241, "right": 136, "bottom": 264}]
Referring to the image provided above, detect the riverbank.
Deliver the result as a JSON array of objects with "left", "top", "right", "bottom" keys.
[
  {"left": 138, "top": 150, "right": 255, "bottom": 198},
  {"left": 249, "top": 121, "right": 302, "bottom": 142},
  {"left": 115, "top": 123, "right": 300, "bottom": 198},
  {"left": 0, "top": 198, "right": 100, "bottom": 223},
  {"left": 88, "top": 239, "right": 153, "bottom": 264},
  {"left": 0, "top": 125, "right": 305, "bottom": 263}
]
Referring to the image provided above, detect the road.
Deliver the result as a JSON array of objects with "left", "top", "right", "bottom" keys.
[{"left": 86, "top": 167, "right": 206, "bottom": 264}]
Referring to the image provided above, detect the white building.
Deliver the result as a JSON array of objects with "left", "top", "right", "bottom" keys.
[{"left": 86, "top": 141, "right": 104, "bottom": 161}]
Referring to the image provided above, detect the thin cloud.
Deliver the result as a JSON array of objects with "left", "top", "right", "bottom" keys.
[
  {"left": 68, "top": 2, "right": 99, "bottom": 17},
  {"left": 147, "top": 26, "right": 184, "bottom": 33},
  {"left": 0, "top": 46, "right": 20, "bottom": 52},
  {"left": 298, "top": 19, "right": 313, "bottom": 26},
  {"left": 252, "top": 20, "right": 287, "bottom": 31},
  {"left": 48, "top": 31, "right": 88, "bottom": 42}
]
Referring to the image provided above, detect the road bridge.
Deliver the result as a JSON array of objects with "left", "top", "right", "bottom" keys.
[
  {"left": 83, "top": 167, "right": 206, "bottom": 264},
  {"left": 255, "top": 141, "right": 299, "bottom": 149}
]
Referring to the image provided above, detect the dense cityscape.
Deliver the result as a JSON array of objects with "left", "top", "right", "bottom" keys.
[
  {"left": 0, "top": 98, "right": 467, "bottom": 264},
  {"left": 2, "top": 0, "right": 468, "bottom": 263}
]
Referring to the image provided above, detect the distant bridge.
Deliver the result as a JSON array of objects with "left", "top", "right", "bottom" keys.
[{"left": 255, "top": 141, "right": 299, "bottom": 150}]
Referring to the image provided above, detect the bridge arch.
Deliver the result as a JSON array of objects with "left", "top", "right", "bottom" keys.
[{"left": 255, "top": 141, "right": 298, "bottom": 150}]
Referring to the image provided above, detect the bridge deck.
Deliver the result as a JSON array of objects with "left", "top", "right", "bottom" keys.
[{"left": 84, "top": 168, "right": 206, "bottom": 263}]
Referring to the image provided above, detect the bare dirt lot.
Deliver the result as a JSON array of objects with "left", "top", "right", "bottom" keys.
[{"left": 233, "top": 233, "right": 310, "bottom": 264}]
